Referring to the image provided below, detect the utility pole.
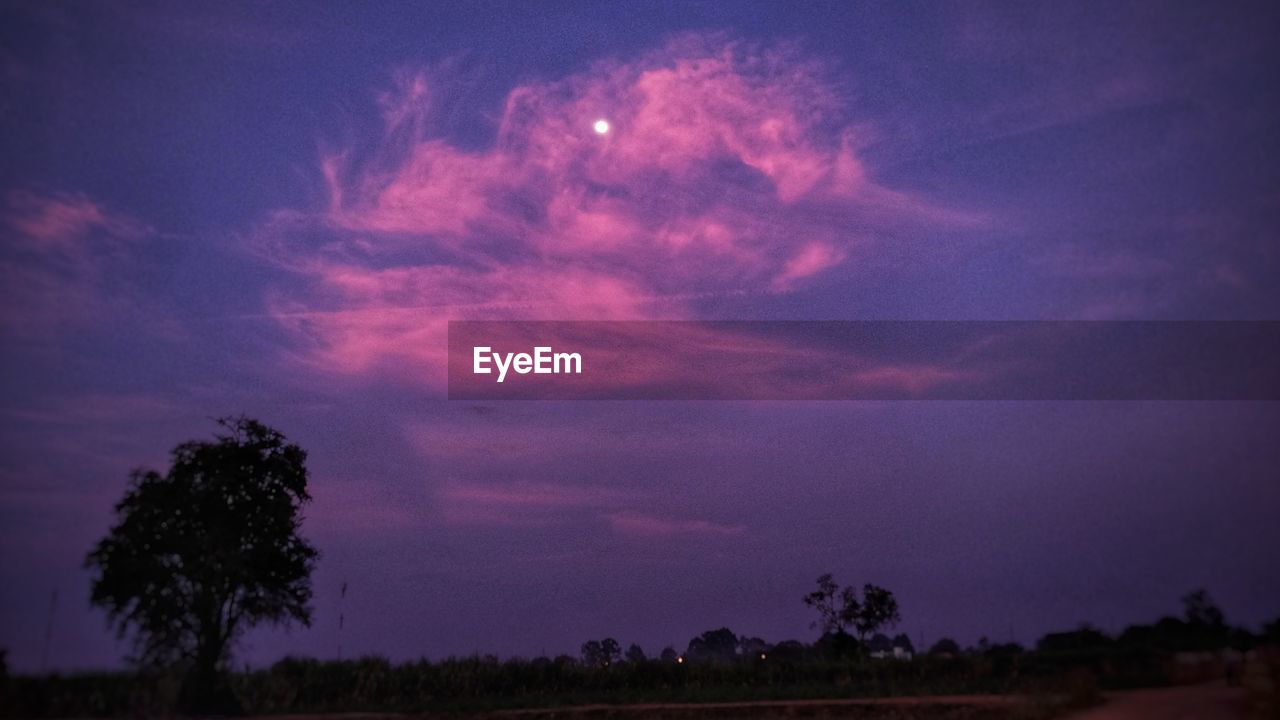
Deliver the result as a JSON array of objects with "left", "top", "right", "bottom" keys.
[{"left": 337, "top": 579, "right": 347, "bottom": 661}]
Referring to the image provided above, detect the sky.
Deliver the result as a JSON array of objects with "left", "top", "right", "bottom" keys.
[{"left": 1, "top": 1, "right": 1278, "bottom": 671}]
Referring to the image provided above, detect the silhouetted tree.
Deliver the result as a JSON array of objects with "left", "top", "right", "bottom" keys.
[
  {"left": 891, "top": 633, "right": 914, "bottom": 653},
  {"left": 602, "top": 637, "right": 620, "bottom": 662},
  {"left": 738, "top": 635, "right": 768, "bottom": 658},
  {"left": 929, "top": 637, "right": 961, "bottom": 655},
  {"left": 1228, "top": 627, "right": 1257, "bottom": 652},
  {"left": 1037, "top": 624, "right": 1112, "bottom": 653},
  {"left": 1117, "top": 591, "right": 1235, "bottom": 653},
  {"left": 1181, "top": 588, "right": 1231, "bottom": 650},
  {"left": 867, "top": 633, "right": 893, "bottom": 654},
  {"left": 854, "top": 584, "right": 901, "bottom": 644},
  {"left": 1119, "top": 616, "right": 1189, "bottom": 652},
  {"left": 984, "top": 641, "right": 1024, "bottom": 657},
  {"left": 814, "top": 631, "right": 860, "bottom": 659},
  {"left": 84, "top": 417, "right": 318, "bottom": 713},
  {"left": 659, "top": 646, "right": 679, "bottom": 662},
  {"left": 803, "top": 574, "right": 853, "bottom": 635},
  {"left": 581, "top": 638, "right": 621, "bottom": 666},
  {"left": 1263, "top": 618, "right": 1280, "bottom": 646},
  {"left": 624, "top": 643, "right": 647, "bottom": 663},
  {"left": 687, "top": 628, "right": 738, "bottom": 661},
  {"left": 769, "top": 639, "right": 807, "bottom": 661},
  {"left": 803, "top": 575, "right": 901, "bottom": 651},
  {"left": 1182, "top": 589, "right": 1225, "bottom": 628}
]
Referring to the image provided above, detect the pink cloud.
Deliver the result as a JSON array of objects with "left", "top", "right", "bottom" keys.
[
  {"left": 9, "top": 193, "right": 112, "bottom": 244},
  {"left": 770, "top": 241, "right": 845, "bottom": 291},
  {"left": 257, "top": 36, "right": 971, "bottom": 386},
  {"left": 839, "top": 365, "right": 968, "bottom": 396},
  {"left": 435, "top": 478, "right": 627, "bottom": 528},
  {"left": 4, "top": 190, "right": 148, "bottom": 251},
  {"left": 441, "top": 479, "right": 627, "bottom": 509},
  {"left": 428, "top": 477, "right": 747, "bottom": 538},
  {"left": 1, "top": 191, "right": 155, "bottom": 334},
  {"left": 606, "top": 512, "right": 745, "bottom": 538},
  {"left": 304, "top": 476, "right": 428, "bottom": 535}
]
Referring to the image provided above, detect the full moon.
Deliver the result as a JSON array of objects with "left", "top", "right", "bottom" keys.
[{"left": 593, "top": 119, "right": 610, "bottom": 134}]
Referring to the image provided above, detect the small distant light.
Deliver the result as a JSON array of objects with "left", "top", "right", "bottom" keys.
[
  {"left": 676, "top": 656, "right": 684, "bottom": 664},
  {"left": 593, "top": 119, "right": 610, "bottom": 135},
  {"left": 760, "top": 653, "right": 767, "bottom": 660}
]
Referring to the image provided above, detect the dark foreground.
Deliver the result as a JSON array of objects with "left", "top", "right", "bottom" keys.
[
  {"left": 1064, "top": 681, "right": 1249, "bottom": 720},
  {"left": 231, "top": 682, "right": 1248, "bottom": 720},
  {"left": 249, "top": 693, "right": 1040, "bottom": 720}
]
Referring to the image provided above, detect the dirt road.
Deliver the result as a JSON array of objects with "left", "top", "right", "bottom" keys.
[{"left": 1066, "top": 682, "right": 1249, "bottom": 720}]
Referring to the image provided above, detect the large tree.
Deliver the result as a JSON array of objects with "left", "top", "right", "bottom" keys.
[
  {"left": 686, "top": 627, "right": 739, "bottom": 661},
  {"left": 803, "top": 574, "right": 901, "bottom": 652},
  {"left": 1182, "top": 588, "right": 1225, "bottom": 628},
  {"left": 802, "top": 573, "right": 855, "bottom": 636},
  {"left": 85, "top": 417, "right": 318, "bottom": 712},
  {"left": 581, "top": 637, "right": 622, "bottom": 666},
  {"left": 853, "top": 584, "right": 901, "bottom": 644},
  {"left": 1181, "top": 587, "right": 1230, "bottom": 650}
]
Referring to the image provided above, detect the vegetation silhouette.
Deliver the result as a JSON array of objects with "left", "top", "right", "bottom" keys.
[
  {"left": 802, "top": 574, "right": 901, "bottom": 658},
  {"left": 580, "top": 638, "right": 622, "bottom": 667},
  {"left": 686, "top": 628, "right": 739, "bottom": 661},
  {"left": 2, "top": 417, "right": 1273, "bottom": 717},
  {"left": 624, "top": 643, "right": 647, "bottom": 663},
  {"left": 929, "top": 637, "right": 962, "bottom": 656},
  {"left": 83, "top": 417, "right": 318, "bottom": 714},
  {"left": 4, "top": 567, "right": 1277, "bottom": 717}
]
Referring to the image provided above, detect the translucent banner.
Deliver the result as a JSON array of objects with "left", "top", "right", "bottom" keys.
[{"left": 447, "top": 321, "right": 1280, "bottom": 401}]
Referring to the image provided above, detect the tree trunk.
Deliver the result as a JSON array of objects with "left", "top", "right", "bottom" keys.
[{"left": 177, "top": 640, "right": 242, "bottom": 715}]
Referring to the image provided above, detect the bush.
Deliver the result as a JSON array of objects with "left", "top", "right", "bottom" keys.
[{"left": 1, "top": 647, "right": 1175, "bottom": 717}]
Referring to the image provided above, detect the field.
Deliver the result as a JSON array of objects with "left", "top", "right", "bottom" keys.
[{"left": 227, "top": 683, "right": 1253, "bottom": 720}]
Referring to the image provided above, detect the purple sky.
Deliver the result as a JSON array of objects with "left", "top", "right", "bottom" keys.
[{"left": 1, "top": 1, "right": 1278, "bottom": 671}]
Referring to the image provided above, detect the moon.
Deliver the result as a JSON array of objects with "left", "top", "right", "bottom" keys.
[{"left": 593, "top": 119, "right": 610, "bottom": 135}]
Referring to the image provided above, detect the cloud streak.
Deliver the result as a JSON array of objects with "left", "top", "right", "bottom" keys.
[
  {"left": 257, "top": 35, "right": 970, "bottom": 387},
  {"left": 434, "top": 478, "right": 739, "bottom": 538},
  {"left": 1, "top": 191, "right": 155, "bottom": 335},
  {"left": 606, "top": 511, "right": 745, "bottom": 538}
]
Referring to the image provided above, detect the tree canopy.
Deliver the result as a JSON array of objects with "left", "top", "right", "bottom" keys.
[
  {"left": 803, "top": 574, "right": 901, "bottom": 650},
  {"left": 928, "top": 637, "right": 961, "bottom": 655},
  {"left": 686, "top": 627, "right": 739, "bottom": 661},
  {"left": 581, "top": 638, "right": 622, "bottom": 667},
  {"left": 84, "top": 417, "right": 318, "bottom": 712}
]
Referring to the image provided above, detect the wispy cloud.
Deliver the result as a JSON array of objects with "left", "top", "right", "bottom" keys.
[
  {"left": 435, "top": 478, "right": 625, "bottom": 528},
  {"left": 0, "top": 190, "right": 158, "bottom": 335},
  {"left": 606, "top": 511, "right": 745, "bottom": 537},
  {"left": 433, "top": 477, "right": 745, "bottom": 539},
  {"left": 255, "top": 35, "right": 972, "bottom": 387}
]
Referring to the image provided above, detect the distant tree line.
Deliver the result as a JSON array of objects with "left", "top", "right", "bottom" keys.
[
  {"left": 575, "top": 582, "right": 1262, "bottom": 673},
  {"left": 3, "top": 419, "right": 1276, "bottom": 717}
]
